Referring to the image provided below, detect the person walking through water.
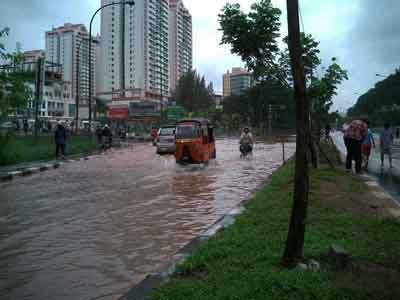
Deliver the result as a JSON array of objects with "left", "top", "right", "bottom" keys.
[
  {"left": 55, "top": 121, "right": 67, "bottom": 159},
  {"left": 361, "top": 120, "right": 375, "bottom": 171},
  {"left": 343, "top": 119, "right": 367, "bottom": 174},
  {"left": 380, "top": 123, "right": 394, "bottom": 169}
]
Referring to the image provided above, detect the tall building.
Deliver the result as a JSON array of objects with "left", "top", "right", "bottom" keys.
[
  {"left": 45, "top": 23, "right": 97, "bottom": 100},
  {"left": 222, "top": 71, "right": 231, "bottom": 98},
  {"left": 99, "top": 0, "right": 170, "bottom": 101},
  {"left": 169, "top": 0, "right": 192, "bottom": 92},
  {"left": 222, "top": 67, "right": 253, "bottom": 97}
]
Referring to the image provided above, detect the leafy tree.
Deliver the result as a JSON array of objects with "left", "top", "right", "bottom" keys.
[
  {"left": 348, "top": 68, "right": 400, "bottom": 127},
  {"left": 172, "top": 70, "right": 214, "bottom": 114},
  {"left": 0, "top": 27, "right": 32, "bottom": 121},
  {"left": 219, "top": 0, "right": 348, "bottom": 266},
  {"left": 223, "top": 80, "right": 295, "bottom": 133},
  {"left": 309, "top": 58, "right": 348, "bottom": 139},
  {"left": 219, "top": 0, "right": 281, "bottom": 81},
  {"left": 279, "top": 33, "right": 321, "bottom": 85}
]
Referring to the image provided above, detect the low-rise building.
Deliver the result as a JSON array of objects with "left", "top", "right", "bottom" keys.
[
  {"left": 27, "top": 81, "right": 75, "bottom": 121},
  {"left": 22, "top": 50, "right": 45, "bottom": 71}
]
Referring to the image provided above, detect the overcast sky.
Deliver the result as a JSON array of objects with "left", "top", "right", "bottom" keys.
[{"left": 1, "top": 0, "right": 399, "bottom": 111}]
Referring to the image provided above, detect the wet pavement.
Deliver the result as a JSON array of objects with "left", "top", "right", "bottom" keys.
[
  {"left": 0, "top": 139, "right": 295, "bottom": 300},
  {"left": 332, "top": 132, "right": 400, "bottom": 205}
]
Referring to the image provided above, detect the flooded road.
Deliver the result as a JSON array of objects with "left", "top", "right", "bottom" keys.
[{"left": 0, "top": 139, "right": 295, "bottom": 300}]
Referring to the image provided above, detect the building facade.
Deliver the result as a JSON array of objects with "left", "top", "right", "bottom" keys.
[
  {"left": 22, "top": 50, "right": 45, "bottom": 71},
  {"left": 100, "top": 0, "right": 170, "bottom": 102},
  {"left": 222, "top": 71, "right": 231, "bottom": 98},
  {"left": 169, "top": 0, "right": 192, "bottom": 92},
  {"left": 222, "top": 67, "right": 253, "bottom": 97},
  {"left": 27, "top": 81, "right": 75, "bottom": 120},
  {"left": 45, "top": 23, "right": 97, "bottom": 100}
]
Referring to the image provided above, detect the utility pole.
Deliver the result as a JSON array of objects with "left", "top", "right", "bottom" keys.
[
  {"left": 34, "top": 57, "right": 44, "bottom": 138},
  {"left": 282, "top": 0, "right": 310, "bottom": 265},
  {"left": 268, "top": 104, "right": 272, "bottom": 136}
]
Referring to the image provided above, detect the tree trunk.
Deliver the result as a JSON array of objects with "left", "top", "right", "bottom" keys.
[
  {"left": 309, "top": 136, "right": 318, "bottom": 169},
  {"left": 282, "top": 0, "right": 310, "bottom": 266},
  {"left": 309, "top": 116, "right": 319, "bottom": 168}
]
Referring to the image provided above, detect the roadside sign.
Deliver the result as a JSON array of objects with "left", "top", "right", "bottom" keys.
[{"left": 167, "top": 105, "right": 185, "bottom": 121}]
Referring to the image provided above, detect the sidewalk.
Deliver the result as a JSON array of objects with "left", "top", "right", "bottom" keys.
[{"left": 332, "top": 132, "right": 400, "bottom": 205}]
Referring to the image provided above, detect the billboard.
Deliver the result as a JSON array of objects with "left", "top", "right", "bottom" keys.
[
  {"left": 107, "top": 105, "right": 129, "bottom": 119},
  {"left": 129, "top": 102, "right": 159, "bottom": 117}
]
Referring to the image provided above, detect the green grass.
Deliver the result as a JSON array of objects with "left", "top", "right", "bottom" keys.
[
  {"left": 0, "top": 135, "right": 97, "bottom": 166},
  {"left": 150, "top": 161, "right": 400, "bottom": 300}
]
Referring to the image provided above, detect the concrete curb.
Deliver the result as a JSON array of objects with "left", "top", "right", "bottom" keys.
[
  {"left": 118, "top": 160, "right": 291, "bottom": 300},
  {"left": 360, "top": 174, "right": 400, "bottom": 216},
  {"left": 0, "top": 156, "right": 91, "bottom": 182},
  {"left": 119, "top": 207, "right": 247, "bottom": 300}
]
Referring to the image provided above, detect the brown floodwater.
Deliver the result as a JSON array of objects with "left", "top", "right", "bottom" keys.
[{"left": 0, "top": 139, "right": 295, "bottom": 300}]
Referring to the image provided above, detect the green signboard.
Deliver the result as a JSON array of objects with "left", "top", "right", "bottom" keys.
[{"left": 167, "top": 105, "right": 185, "bottom": 121}]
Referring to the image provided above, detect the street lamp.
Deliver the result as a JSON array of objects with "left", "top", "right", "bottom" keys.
[
  {"left": 376, "top": 73, "right": 386, "bottom": 78},
  {"left": 88, "top": 1, "right": 135, "bottom": 130}
]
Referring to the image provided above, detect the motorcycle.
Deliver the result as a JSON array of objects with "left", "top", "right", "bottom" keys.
[{"left": 240, "top": 143, "right": 253, "bottom": 158}]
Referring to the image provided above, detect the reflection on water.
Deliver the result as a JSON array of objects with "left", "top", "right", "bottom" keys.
[{"left": 0, "top": 139, "right": 295, "bottom": 300}]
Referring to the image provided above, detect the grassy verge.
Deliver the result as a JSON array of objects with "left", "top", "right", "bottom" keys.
[
  {"left": 151, "top": 150, "right": 400, "bottom": 299},
  {"left": 0, "top": 135, "right": 97, "bottom": 166}
]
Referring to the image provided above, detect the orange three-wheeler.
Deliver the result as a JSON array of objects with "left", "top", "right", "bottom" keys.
[{"left": 175, "top": 119, "right": 216, "bottom": 164}]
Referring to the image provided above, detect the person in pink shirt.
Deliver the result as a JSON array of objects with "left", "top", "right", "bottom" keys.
[{"left": 343, "top": 119, "right": 368, "bottom": 173}]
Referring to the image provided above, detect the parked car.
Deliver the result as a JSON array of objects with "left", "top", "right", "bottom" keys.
[
  {"left": 156, "top": 125, "right": 176, "bottom": 154},
  {"left": 0, "top": 121, "right": 17, "bottom": 130}
]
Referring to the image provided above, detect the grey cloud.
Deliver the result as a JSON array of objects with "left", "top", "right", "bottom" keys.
[
  {"left": 0, "top": 0, "right": 96, "bottom": 51},
  {"left": 346, "top": 0, "right": 400, "bottom": 65}
]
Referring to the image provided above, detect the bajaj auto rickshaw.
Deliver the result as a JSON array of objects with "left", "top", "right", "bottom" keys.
[{"left": 175, "top": 119, "right": 216, "bottom": 164}]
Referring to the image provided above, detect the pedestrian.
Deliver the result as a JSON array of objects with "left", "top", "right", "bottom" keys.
[
  {"left": 23, "top": 119, "right": 28, "bottom": 135},
  {"left": 102, "top": 124, "right": 112, "bottom": 149},
  {"left": 54, "top": 121, "right": 67, "bottom": 159},
  {"left": 343, "top": 119, "right": 367, "bottom": 173},
  {"left": 380, "top": 122, "right": 394, "bottom": 169},
  {"left": 325, "top": 124, "right": 331, "bottom": 141},
  {"left": 361, "top": 120, "right": 375, "bottom": 171},
  {"left": 95, "top": 125, "right": 103, "bottom": 146},
  {"left": 47, "top": 121, "right": 52, "bottom": 133},
  {"left": 150, "top": 126, "right": 158, "bottom": 146},
  {"left": 396, "top": 127, "right": 400, "bottom": 140}
]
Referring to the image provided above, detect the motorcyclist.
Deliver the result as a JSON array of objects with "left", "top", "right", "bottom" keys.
[
  {"left": 239, "top": 127, "right": 254, "bottom": 155},
  {"left": 102, "top": 124, "right": 112, "bottom": 149}
]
